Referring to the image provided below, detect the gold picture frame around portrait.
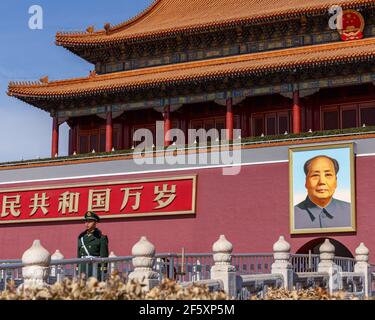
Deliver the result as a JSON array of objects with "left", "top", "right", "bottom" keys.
[{"left": 289, "top": 143, "right": 356, "bottom": 235}]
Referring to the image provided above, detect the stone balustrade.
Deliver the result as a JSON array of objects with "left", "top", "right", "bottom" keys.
[
  {"left": 51, "top": 249, "right": 65, "bottom": 282},
  {"left": 19, "top": 240, "right": 51, "bottom": 291},
  {"left": 271, "top": 236, "right": 293, "bottom": 290},
  {"left": 108, "top": 251, "right": 118, "bottom": 274},
  {"left": 210, "top": 235, "right": 237, "bottom": 297},
  {"left": 128, "top": 236, "right": 159, "bottom": 291},
  {"left": 10, "top": 235, "right": 373, "bottom": 298}
]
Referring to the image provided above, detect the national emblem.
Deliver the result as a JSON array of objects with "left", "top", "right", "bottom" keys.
[{"left": 338, "top": 10, "right": 365, "bottom": 41}]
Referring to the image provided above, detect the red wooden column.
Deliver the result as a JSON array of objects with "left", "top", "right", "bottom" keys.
[
  {"left": 163, "top": 105, "right": 171, "bottom": 147},
  {"left": 293, "top": 90, "right": 301, "bottom": 134},
  {"left": 123, "top": 120, "right": 130, "bottom": 149},
  {"left": 226, "top": 97, "right": 234, "bottom": 141},
  {"left": 106, "top": 108, "right": 113, "bottom": 152},
  {"left": 68, "top": 129, "right": 73, "bottom": 155},
  {"left": 51, "top": 116, "right": 59, "bottom": 158},
  {"left": 72, "top": 126, "right": 77, "bottom": 154}
]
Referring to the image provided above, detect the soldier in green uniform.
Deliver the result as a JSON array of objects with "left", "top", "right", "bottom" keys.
[{"left": 77, "top": 211, "right": 109, "bottom": 281}]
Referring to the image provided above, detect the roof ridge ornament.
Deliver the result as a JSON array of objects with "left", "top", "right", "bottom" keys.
[
  {"left": 86, "top": 25, "right": 95, "bottom": 33},
  {"left": 89, "top": 70, "right": 97, "bottom": 78},
  {"left": 40, "top": 76, "right": 49, "bottom": 84},
  {"left": 104, "top": 23, "right": 111, "bottom": 35}
]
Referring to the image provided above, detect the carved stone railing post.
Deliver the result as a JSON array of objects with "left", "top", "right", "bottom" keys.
[
  {"left": 354, "top": 242, "right": 371, "bottom": 297},
  {"left": 192, "top": 260, "right": 202, "bottom": 281},
  {"left": 210, "top": 235, "right": 236, "bottom": 297},
  {"left": 271, "top": 236, "right": 293, "bottom": 290},
  {"left": 108, "top": 251, "right": 118, "bottom": 274},
  {"left": 317, "top": 239, "right": 341, "bottom": 295},
  {"left": 51, "top": 249, "right": 64, "bottom": 282},
  {"left": 20, "top": 240, "right": 51, "bottom": 290},
  {"left": 128, "top": 236, "right": 159, "bottom": 291}
]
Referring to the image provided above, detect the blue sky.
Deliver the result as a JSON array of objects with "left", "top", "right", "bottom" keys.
[{"left": 0, "top": 0, "right": 153, "bottom": 162}]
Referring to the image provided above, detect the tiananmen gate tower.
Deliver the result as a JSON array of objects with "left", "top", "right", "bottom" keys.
[{"left": 2, "top": 0, "right": 375, "bottom": 261}]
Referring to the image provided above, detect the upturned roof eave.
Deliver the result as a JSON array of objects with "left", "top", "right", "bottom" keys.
[
  {"left": 55, "top": 0, "right": 375, "bottom": 48},
  {"left": 8, "top": 38, "right": 375, "bottom": 103}
]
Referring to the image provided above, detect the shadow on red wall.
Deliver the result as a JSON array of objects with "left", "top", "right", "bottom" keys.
[{"left": 296, "top": 238, "right": 354, "bottom": 258}]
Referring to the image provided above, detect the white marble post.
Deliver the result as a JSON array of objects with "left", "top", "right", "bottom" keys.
[
  {"left": 19, "top": 240, "right": 51, "bottom": 290},
  {"left": 317, "top": 239, "right": 341, "bottom": 295},
  {"left": 192, "top": 260, "right": 202, "bottom": 281},
  {"left": 271, "top": 236, "right": 293, "bottom": 290},
  {"left": 210, "top": 235, "right": 237, "bottom": 297},
  {"left": 128, "top": 237, "right": 159, "bottom": 291},
  {"left": 108, "top": 251, "right": 118, "bottom": 274},
  {"left": 51, "top": 249, "right": 64, "bottom": 282},
  {"left": 354, "top": 242, "right": 371, "bottom": 298}
]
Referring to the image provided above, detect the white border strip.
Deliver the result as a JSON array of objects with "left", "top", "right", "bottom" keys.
[
  {"left": 357, "top": 153, "right": 375, "bottom": 157},
  {"left": 1, "top": 152, "right": 374, "bottom": 186},
  {"left": 0, "top": 159, "right": 288, "bottom": 185}
]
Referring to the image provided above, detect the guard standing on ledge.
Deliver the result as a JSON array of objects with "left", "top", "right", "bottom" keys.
[{"left": 77, "top": 211, "right": 109, "bottom": 281}]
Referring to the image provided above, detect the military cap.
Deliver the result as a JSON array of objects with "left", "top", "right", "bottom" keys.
[{"left": 84, "top": 211, "right": 100, "bottom": 222}]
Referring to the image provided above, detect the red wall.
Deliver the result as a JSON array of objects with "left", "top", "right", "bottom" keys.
[{"left": 1, "top": 156, "right": 375, "bottom": 262}]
